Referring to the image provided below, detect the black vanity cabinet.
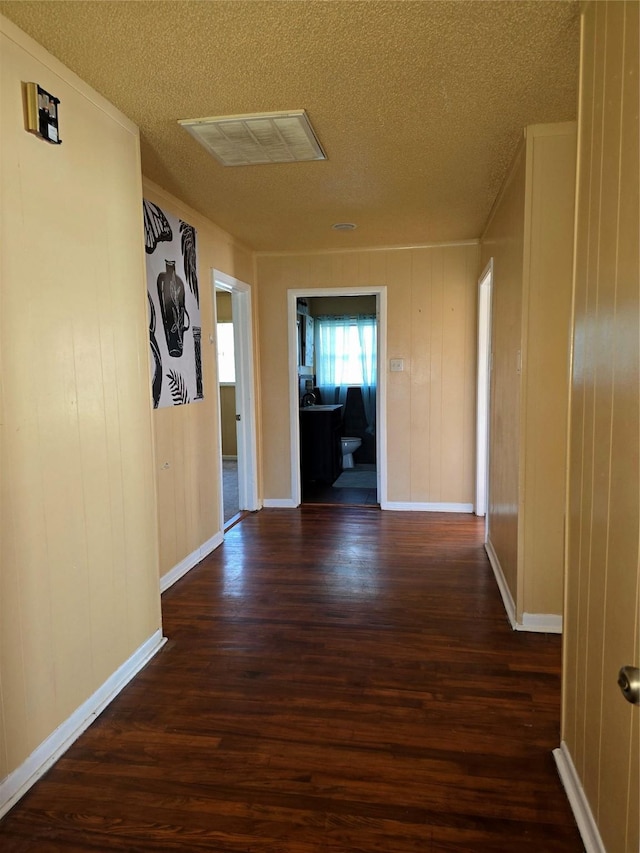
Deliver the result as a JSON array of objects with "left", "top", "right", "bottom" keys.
[{"left": 299, "top": 405, "right": 343, "bottom": 485}]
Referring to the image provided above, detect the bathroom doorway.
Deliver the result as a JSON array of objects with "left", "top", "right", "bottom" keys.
[
  {"left": 288, "top": 287, "right": 387, "bottom": 508},
  {"left": 213, "top": 271, "right": 259, "bottom": 531}
]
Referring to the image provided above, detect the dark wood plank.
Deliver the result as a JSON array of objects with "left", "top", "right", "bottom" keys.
[{"left": 0, "top": 507, "right": 583, "bottom": 851}]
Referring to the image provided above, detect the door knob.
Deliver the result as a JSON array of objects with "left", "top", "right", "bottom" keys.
[{"left": 617, "top": 666, "right": 640, "bottom": 705}]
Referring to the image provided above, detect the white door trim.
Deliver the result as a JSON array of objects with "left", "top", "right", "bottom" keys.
[
  {"left": 476, "top": 259, "right": 493, "bottom": 523},
  {"left": 287, "top": 286, "right": 388, "bottom": 507},
  {"left": 213, "top": 270, "right": 260, "bottom": 527}
]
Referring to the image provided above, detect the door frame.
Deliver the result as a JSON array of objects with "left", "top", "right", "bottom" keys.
[
  {"left": 475, "top": 259, "right": 493, "bottom": 525},
  {"left": 213, "top": 270, "right": 260, "bottom": 530},
  {"left": 287, "top": 286, "right": 388, "bottom": 507}
]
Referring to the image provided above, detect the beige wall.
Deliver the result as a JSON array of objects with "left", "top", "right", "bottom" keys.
[
  {"left": 0, "top": 18, "right": 161, "bottom": 781},
  {"left": 219, "top": 385, "right": 238, "bottom": 457},
  {"left": 563, "top": 2, "right": 639, "bottom": 850},
  {"left": 520, "top": 125, "right": 576, "bottom": 616},
  {"left": 143, "top": 180, "right": 255, "bottom": 578},
  {"left": 216, "top": 290, "right": 233, "bottom": 322},
  {"left": 257, "top": 244, "right": 479, "bottom": 504},
  {"left": 481, "top": 122, "right": 576, "bottom": 622}
]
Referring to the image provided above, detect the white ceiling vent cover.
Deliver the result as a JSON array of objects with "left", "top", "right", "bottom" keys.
[{"left": 178, "top": 110, "right": 326, "bottom": 166}]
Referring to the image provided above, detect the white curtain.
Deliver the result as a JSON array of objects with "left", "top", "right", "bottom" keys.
[{"left": 315, "top": 315, "right": 377, "bottom": 430}]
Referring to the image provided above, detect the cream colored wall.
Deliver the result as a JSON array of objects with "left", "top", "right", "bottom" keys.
[
  {"left": 257, "top": 244, "right": 479, "bottom": 503},
  {"left": 219, "top": 385, "right": 238, "bottom": 457},
  {"left": 520, "top": 125, "right": 576, "bottom": 616},
  {"left": 481, "top": 144, "right": 526, "bottom": 602},
  {"left": 0, "top": 18, "right": 161, "bottom": 781},
  {"left": 143, "top": 180, "right": 255, "bottom": 578},
  {"left": 563, "top": 2, "right": 639, "bottom": 850},
  {"left": 216, "top": 290, "right": 233, "bottom": 322},
  {"left": 481, "top": 123, "right": 576, "bottom": 622}
]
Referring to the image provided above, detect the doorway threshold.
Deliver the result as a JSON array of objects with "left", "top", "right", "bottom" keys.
[{"left": 224, "top": 510, "right": 249, "bottom": 532}]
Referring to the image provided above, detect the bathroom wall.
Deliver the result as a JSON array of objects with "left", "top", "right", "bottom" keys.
[
  {"left": 309, "top": 295, "right": 377, "bottom": 317},
  {"left": 257, "top": 243, "right": 479, "bottom": 506}
]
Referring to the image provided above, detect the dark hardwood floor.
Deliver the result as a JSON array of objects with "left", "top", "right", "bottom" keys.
[{"left": 0, "top": 507, "right": 583, "bottom": 852}]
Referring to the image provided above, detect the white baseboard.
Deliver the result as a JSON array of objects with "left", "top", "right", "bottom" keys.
[
  {"left": 0, "top": 629, "right": 166, "bottom": 820},
  {"left": 485, "top": 539, "right": 518, "bottom": 629},
  {"left": 160, "top": 531, "right": 224, "bottom": 593},
  {"left": 381, "top": 501, "right": 474, "bottom": 513},
  {"left": 485, "top": 541, "right": 562, "bottom": 633},
  {"left": 262, "top": 498, "right": 298, "bottom": 508},
  {"left": 520, "top": 612, "right": 563, "bottom": 634},
  {"left": 553, "top": 742, "right": 605, "bottom": 853}
]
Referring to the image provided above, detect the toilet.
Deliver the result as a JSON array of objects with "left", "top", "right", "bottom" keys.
[{"left": 340, "top": 437, "right": 361, "bottom": 469}]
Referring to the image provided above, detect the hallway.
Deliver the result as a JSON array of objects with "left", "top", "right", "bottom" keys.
[{"left": 0, "top": 507, "right": 583, "bottom": 851}]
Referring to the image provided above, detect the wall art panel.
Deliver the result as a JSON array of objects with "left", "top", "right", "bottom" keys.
[{"left": 143, "top": 199, "right": 202, "bottom": 408}]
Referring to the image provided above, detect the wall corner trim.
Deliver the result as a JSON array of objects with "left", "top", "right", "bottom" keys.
[
  {"left": 381, "top": 502, "right": 474, "bottom": 513},
  {"left": 262, "top": 498, "right": 299, "bottom": 509},
  {"left": 485, "top": 539, "right": 518, "bottom": 629},
  {"left": 485, "top": 542, "right": 562, "bottom": 633},
  {"left": 553, "top": 742, "right": 606, "bottom": 853},
  {"left": 160, "top": 532, "right": 224, "bottom": 593},
  {"left": 0, "top": 629, "right": 166, "bottom": 820},
  {"left": 518, "top": 612, "right": 562, "bottom": 634}
]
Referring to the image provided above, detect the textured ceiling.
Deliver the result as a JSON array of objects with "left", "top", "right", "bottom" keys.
[{"left": 1, "top": 1, "right": 580, "bottom": 252}]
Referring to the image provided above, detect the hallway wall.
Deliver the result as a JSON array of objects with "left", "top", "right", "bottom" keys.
[
  {"left": 143, "top": 180, "right": 256, "bottom": 580},
  {"left": 257, "top": 243, "right": 479, "bottom": 506},
  {"left": 1, "top": 18, "right": 161, "bottom": 787},
  {"left": 481, "top": 122, "right": 576, "bottom": 625},
  {"left": 562, "top": 2, "right": 639, "bottom": 849}
]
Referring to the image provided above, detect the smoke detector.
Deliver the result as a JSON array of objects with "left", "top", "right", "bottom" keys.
[{"left": 178, "top": 110, "right": 326, "bottom": 166}]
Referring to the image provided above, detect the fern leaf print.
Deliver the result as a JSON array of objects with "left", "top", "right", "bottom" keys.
[
  {"left": 167, "top": 369, "right": 190, "bottom": 406},
  {"left": 179, "top": 221, "right": 199, "bottom": 305}
]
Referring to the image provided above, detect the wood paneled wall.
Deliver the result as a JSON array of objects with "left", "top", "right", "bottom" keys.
[
  {"left": 257, "top": 244, "right": 479, "bottom": 505},
  {"left": 481, "top": 122, "right": 576, "bottom": 624},
  {"left": 563, "top": 3, "right": 639, "bottom": 850},
  {"left": 219, "top": 385, "right": 238, "bottom": 457},
  {"left": 0, "top": 19, "right": 160, "bottom": 782},
  {"left": 143, "top": 181, "right": 255, "bottom": 579}
]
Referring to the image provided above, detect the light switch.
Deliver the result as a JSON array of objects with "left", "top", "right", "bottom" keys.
[{"left": 390, "top": 358, "right": 404, "bottom": 372}]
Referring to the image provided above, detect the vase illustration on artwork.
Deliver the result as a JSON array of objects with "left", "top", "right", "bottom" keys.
[
  {"left": 148, "top": 293, "right": 163, "bottom": 408},
  {"left": 157, "top": 260, "right": 190, "bottom": 357},
  {"left": 193, "top": 326, "right": 203, "bottom": 399}
]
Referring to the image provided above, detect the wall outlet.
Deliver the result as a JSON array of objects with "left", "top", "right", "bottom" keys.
[{"left": 390, "top": 358, "right": 404, "bottom": 372}]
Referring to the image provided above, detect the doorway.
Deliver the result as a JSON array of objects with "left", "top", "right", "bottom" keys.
[
  {"left": 288, "top": 287, "right": 387, "bottom": 508},
  {"left": 475, "top": 260, "right": 493, "bottom": 523},
  {"left": 213, "top": 271, "right": 259, "bottom": 531}
]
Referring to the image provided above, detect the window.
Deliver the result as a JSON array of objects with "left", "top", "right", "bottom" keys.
[
  {"left": 217, "top": 323, "right": 235, "bottom": 383},
  {"left": 315, "top": 315, "right": 376, "bottom": 388}
]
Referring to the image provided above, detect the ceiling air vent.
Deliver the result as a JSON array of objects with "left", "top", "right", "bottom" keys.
[{"left": 178, "top": 110, "right": 326, "bottom": 166}]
